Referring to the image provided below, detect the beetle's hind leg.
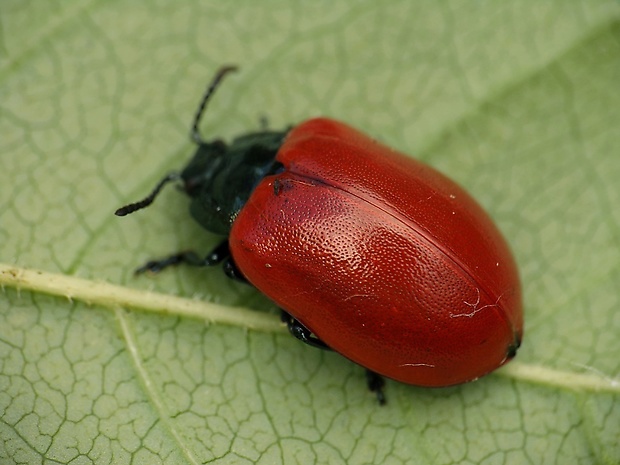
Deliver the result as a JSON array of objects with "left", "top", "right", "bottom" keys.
[
  {"left": 281, "top": 311, "right": 387, "bottom": 405},
  {"left": 365, "top": 370, "right": 386, "bottom": 405},
  {"left": 280, "top": 311, "right": 331, "bottom": 350},
  {"left": 134, "top": 239, "right": 247, "bottom": 283}
]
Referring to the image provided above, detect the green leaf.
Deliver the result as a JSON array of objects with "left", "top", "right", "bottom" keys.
[{"left": 2, "top": 1, "right": 619, "bottom": 464}]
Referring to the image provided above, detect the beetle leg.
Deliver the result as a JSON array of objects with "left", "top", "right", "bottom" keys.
[
  {"left": 281, "top": 311, "right": 388, "bottom": 405},
  {"left": 203, "top": 240, "right": 233, "bottom": 264},
  {"left": 222, "top": 258, "right": 248, "bottom": 283},
  {"left": 280, "top": 311, "right": 331, "bottom": 350},
  {"left": 134, "top": 240, "right": 249, "bottom": 283},
  {"left": 134, "top": 251, "right": 203, "bottom": 274},
  {"left": 258, "top": 115, "right": 269, "bottom": 130},
  {"left": 365, "top": 370, "right": 386, "bottom": 405},
  {"left": 134, "top": 240, "right": 230, "bottom": 274}
]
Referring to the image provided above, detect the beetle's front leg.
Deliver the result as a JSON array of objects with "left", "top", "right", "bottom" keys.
[
  {"left": 134, "top": 240, "right": 247, "bottom": 283},
  {"left": 134, "top": 240, "right": 229, "bottom": 273}
]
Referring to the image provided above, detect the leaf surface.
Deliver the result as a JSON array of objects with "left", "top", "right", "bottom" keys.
[{"left": 1, "top": 1, "right": 619, "bottom": 464}]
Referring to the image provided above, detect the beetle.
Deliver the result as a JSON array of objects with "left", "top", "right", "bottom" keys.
[{"left": 116, "top": 66, "right": 523, "bottom": 404}]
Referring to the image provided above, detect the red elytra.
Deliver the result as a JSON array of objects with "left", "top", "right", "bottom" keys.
[{"left": 229, "top": 117, "right": 523, "bottom": 387}]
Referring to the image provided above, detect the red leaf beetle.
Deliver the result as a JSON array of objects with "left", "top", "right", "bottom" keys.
[{"left": 116, "top": 66, "right": 523, "bottom": 404}]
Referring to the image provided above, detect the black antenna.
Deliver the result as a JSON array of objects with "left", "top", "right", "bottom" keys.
[
  {"left": 115, "top": 173, "right": 180, "bottom": 216},
  {"left": 191, "top": 65, "right": 239, "bottom": 144},
  {"left": 115, "top": 66, "right": 239, "bottom": 217}
]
